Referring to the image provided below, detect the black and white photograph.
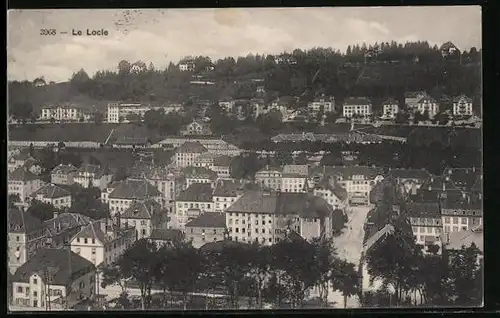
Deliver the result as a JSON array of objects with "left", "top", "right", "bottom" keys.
[{"left": 7, "top": 6, "right": 483, "bottom": 311}]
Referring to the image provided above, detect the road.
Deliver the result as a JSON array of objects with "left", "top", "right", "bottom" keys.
[{"left": 328, "top": 205, "right": 371, "bottom": 308}]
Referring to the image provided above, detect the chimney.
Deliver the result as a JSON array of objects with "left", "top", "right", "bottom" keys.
[
  {"left": 442, "top": 182, "right": 446, "bottom": 192},
  {"left": 411, "top": 184, "right": 417, "bottom": 196}
]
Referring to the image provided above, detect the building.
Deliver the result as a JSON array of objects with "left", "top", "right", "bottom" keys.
[
  {"left": 40, "top": 104, "right": 93, "bottom": 122},
  {"left": 440, "top": 196, "right": 482, "bottom": 234},
  {"left": 281, "top": 169, "right": 308, "bottom": 193},
  {"left": 342, "top": 97, "right": 373, "bottom": 118},
  {"left": 181, "top": 166, "right": 218, "bottom": 188},
  {"left": 415, "top": 96, "right": 439, "bottom": 118},
  {"left": 381, "top": 98, "right": 399, "bottom": 119},
  {"left": 219, "top": 98, "right": 235, "bottom": 113},
  {"left": 8, "top": 208, "right": 46, "bottom": 274},
  {"left": 213, "top": 155, "right": 233, "bottom": 179},
  {"left": 184, "top": 213, "right": 227, "bottom": 248},
  {"left": 30, "top": 184, "right": 72, "bottom": 210},
  {"left": 225, "top": 191, "right": 333, "bottom": 245},
  {"left": 313, "top": 179, "right": 348, "bottom": 211},
  {"left": 193, "top": 152, "right": 217, "bottom": 169},
  {"left": 42, "top": 213, "right": 92, "bottom": 249},
  {"left": 213, "top": 179, "right": 244, "bottom": 212},
  {"left": 51, "top": 164, "right": 77, "bottom": 186},
  {"left": 308, "top": 95, "right": 335, "bottom": 113},
  {"left": 407, "top": 202, "right": 443, "bottom": 254},
  {"left": 175, "top": 183, "right": 214, "bottom": 229},
  {"left": 174, "top": 141, "right": 208, "bottom": 168},
  {"left": 8, "top": 167, "right": 44, "bottom": 203},
  {"left": 129, "top": 165, "right": 177, "bottom": 211},
  {"left": 106, "top": 102, "right": 182, "bottom": 123},
  {"left": 442, "top": 167, "right": 482, "bottom": 192},
  {"left": 179, "top": 60, "right": 195, "bottom": 72},
  {"left": 180, "top": 120, "right": 212, "bottom": 136},
  {"left": 8, "top": 152, "right": 37, "bottom": 172},
  {"left": 11, "top": 248, "right": 96, "bottom": 310},
  {"left": 441, "top": 225, "right": 483, "bottom": 255},
  {"left": 440, "top": 41, "right": 459, "bottom": 57},
  {"left": 404, "top": 91, "right": 428, "bottom": 109},
  {"left": 104, "top": 179, "right": 163, "bottom": 217},
  {"left": 388, "top": 168, "right": 432, "bottom": 195},
  {"left": 74, "top": 164, "right": 112, "bottom": 190},
  {"left": 120, "top": 199, "right": 167, "bottom": 240},
  {"left": 159, "top": 137, "right": 241, "bottom": 157},
  {"left": 70, "top": 218, "right": 136, "bottom": 267},
  {"left": 149, "top": 229, "right": 184, "bottom": 248},
  {"left": 255, "top": 166, "right": 283, "bottom": 191},
  {"left": 452, "top": 95, "right": 474, "bottom": 117}
]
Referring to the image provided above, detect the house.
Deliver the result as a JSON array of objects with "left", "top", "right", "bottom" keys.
[
  {"left": 313, "top": 179, "right": 348, "bottom": 211},
  {"left": 452, "top": 95, "right": 474, "bottom": 117},
  {"left": 388, "top": 168, "right": 432, "bottom": 195},
  {"left": 119, "top": 199, "right": 167, "bottom": 240},
  {"left": 74, "top": 164, "right": 113, "bottom": 190},
  {"left": 149, "top": 229, "right": 184, "bottom": 248},
  {"left": 407, "top": 202, "right": 443, "bottom": 254},
  {"left": 440, "top": 41, "right": 459, "bottom": 57},
  {"left": 175, "top": 183, "right": 214, "bottom": 229},
  {"left": 213, "top": 155, "right": 233, "bottom": 179},
  {"left": 381, "top": 98, "right": 399, "bottom": 120},
  {"left": 40, "top": 104, "right": 92, "bottom": 122},
  {"left": 179, "top": 60, "right": 195, "bottom": 72},
  {"left": 281, "top": 165, "right": 309, "bottom": 193},
  {"left": 106, "top": 102, "right": 181, "bottom": 123},
  {"left": 8, "top": 151, "right": 37, "bottom": 172},
  {"left": 174, "top": 141, "right": 208, "bottom": 168},
  {"left": 180, "top": 120, "right": 212, "bottom": 136},
  {"left": 42, "top": 212, "right": 92, "bottom": 249},
  {"left": 193, "top": 152, "right": 217, "bottom": 169},
  {"left": 30, "top": 184, "right": 72, "bottom": 210},
  {"left": 342, "top": 97, "right": 373, "bottom": 118},
  {"left": 181, "top": 166, "right": 218, "bottom": 188},
  {"left": 70, "top": 218, "right": 136, "bottom": 267},
  {"left": 440, "top": 196, "right": 482, "bottom": 234},
  {"left": 51, "top": 164, "right": 77, "bottom": 186},
  {"left": 308, "top": 95, "right": 335, "bottom": 113},
  {"left": 213, "top": 179, "right": 244, "bottom": 212},
  {"left": 219, "top": 98, "right": 235, "bottom": 113},
  {"left": 442, "top": 167, "right": 482, "bottom": 192},
  {"left": 11, "top": 248, "right": 96, "bottom": 310},
  {"left": 225, "top": 191, "right": 333, "bottom": 245},
  {"left": 415, "top": 96, "right": 439, "bottom": 118},
  {"left": 441, "top": 225, "right": 483, "bottom": 255},
  {"left": 113, "top": 137, "right": 153, "bottom": 149},
  {"left": 404, "top": 91, "right": 428, "bottom": 109},
  {"left": 255, "top": 166, "right": 283, "bottom": 191},
  {"left": 8, "top": 167, "right": 44, "bottom": 203},
  {"left": 8, "top": 208, "right": 46, "bottom": 274},
  {"left": 184, "top": 213, "right": 227, "bottom": 248},
  {"left": 283, "top": 164, "right": 309, "bottom": 177},
  {"left": 129, "top": 165, "right": 177, "bottom": 211},
  {"left": 104, "top": 179, "right": 163, "bottom": 217}
]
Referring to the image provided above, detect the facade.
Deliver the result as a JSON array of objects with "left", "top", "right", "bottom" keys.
[
  {"left": 174, "top": 141, "right": 208, "bottom": 168},
  {"left": 120, "top": 199, "right": 166, "bottom": 240},
  {"left": 440, "top": 198, "right": 482, "bottom": 234},
  {"left": 308, "top": 96, "right": 335, "bottom": 113},
  {"left": 193, "top": 152, "right": 217, "bottom": 169},
  {"left": 8, "top": 167, "right": 44, "bottom": 203},
  {"left": 180, "top": 120, "right": 212, "bottom": 136},
  {"left": 149, "top": 229, "right": 184, "bottom": 248},
  {"left": 104, "top": 179, "right": 163, "bottom": 216},
  {"left": 381, "top": 98, "right": 399, "bottom": 119},
  {"left": 175, "top": 183, "right": 214, "bottom": 229},
  {"left": 388, "top": 168, "right": 432, "bottom": 194},
  {"left": 256, "top": 166, "right": 283, "bottom": 191},
  {"left": 407, "top": 202, "right": 443, "bottom": 254},
  {"left": 74, "top": 164, "right": 112, "bottom": 190},
  {"left": 51, "top": 164, "right": 77, "bottom": 186},
  {"left": 452, "top": 95, "right": 474, "bottom": 117},
  {"left": 31, "top": 184, "right": 72, "bottom": 210},
  {"left": 219, "top": 98, "right": 235, "bottom": 112},
  {"left": 70, "top": 218, "right": 136, "bottom": 267},
  {"left": 213, "top": 155, "right": 233, "bottom": 179},
  {"left": 11, "top": 248, "right": 96, "bottom": 310},
  {"left": 313, "top": 180, "right": 348, "bottom": 211},
  {"left": 405, "top": 91, "right": 428, "bottom": 109},
  {"left": 179, "top": 60, "right": 195, "bottom": 72},
  {"left": 415, "top": 96, "right": 439, "bottom": 118},
  {"left": 8, "top": 152, "right": 36, "bottom": 172},
  {"left": 129, "top": 165, "right": 177, "bottom": 211},
  {"left": 342, "top": 97, "right": 373, "bottom": 118},
  {"left": 159, "top": 137, "right": 241, "bottom": 156},
  {"left": 40, "top": 104, "right": 93, "bottom": 122},
  {"left": 106, "top": 102, "right": 182, "bottom": 123},
  {"left": 213, "top": 179, "right": 244, "bottom": 212},
  {"left": 184, "top": 213, "right": 227, "bottom": 248}
]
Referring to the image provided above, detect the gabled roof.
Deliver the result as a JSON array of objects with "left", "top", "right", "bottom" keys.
[
  {"left": 13, "top": 248, "right": 95, "bottom": 286},
  {"left": 108, "top": 179, "right": 162, "bottom": 200},
  {"left": 43, "top": 213, "right": 92, "bottom": 238},
  {"left": 52, "top": 164, "right": 77, "bottom": 175},
  {"left": 440, "top": 41, "right": 458, "bottom": 51},
  {"left": 420, "top": 175, "right": 458, "bottom": 192},
  {"left": 185, "top": 212, "right": 226, "bottom": 228},
  {"left": 9, "top": 166, "right": 40, "bottom": 182},
  {"left": 343, "top": 97, "right": 372, "bottom": 106},
  {"left": 417, "top": 96, "right": 437, "bottom": 104},
  {"left": 213, "top": 179, "right": 244, "bottom": 197},
  {"left": 388, "top": 168, "right": 431, "bottom": 181},
  {"left": 382, "top": 98, "right": 398, "bottom": 105},
  {"left": 121, "top": 199, "right": 162, "bottom": 219},
  {"left": 72, "top": 219, "right": 133, "bottom": 245},
  {"left": 32, "top": 184, "right": 71, "bottom": 199},
  {"left": 176, "top": 141, "right": 208, "bottom": 154},
  {"left": 8, "top": 208, "right": 43, "bottom": 233},
  {"left": 76, "top": 163, "right": 109, "bottom": 177},
  {"left": 406, "top": 202, "right": 441, "bottom": 218},
  {"left": 181, "top": 166, "right": 217, "bottom": 180},
  {"left": 177, "top": 183, "right": 214, "bottom": 202},
  {"left": 404, "top": 91, "right": 427, "bottom": 98},
  {"left": 149, "top": 228, "right": 184, "bottom": 242},
  {"left": 443, "top": 168, "right": 481, "bottom": 191},
  {"left": 452, "top": 95, "right": 473, "bottom": 103}
]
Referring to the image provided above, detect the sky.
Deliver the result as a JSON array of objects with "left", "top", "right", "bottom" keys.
[{"left": 7, "top": 6, "right": 481, "bottom": 83}]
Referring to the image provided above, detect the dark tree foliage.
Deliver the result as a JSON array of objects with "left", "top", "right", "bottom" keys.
[{"left": 26, "top": 199, "right": 60, "bottom": 222}]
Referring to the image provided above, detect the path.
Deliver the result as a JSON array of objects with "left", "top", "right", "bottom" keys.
[{"left": 328, "top": 205, "right": 371, "bottom": 308}]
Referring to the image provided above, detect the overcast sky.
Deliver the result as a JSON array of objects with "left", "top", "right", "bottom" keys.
[{"left": 8, "top": 6, "right": 481, "bottom": 83}]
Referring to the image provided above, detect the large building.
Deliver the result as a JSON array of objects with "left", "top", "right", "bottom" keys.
[
  {"left": 225, "top": 191, "right": 333, "bottom": 245},
  {"left": 452, "top": 95, "right": 474, "bottom": 117},
  {"left": 407, "top": 202, "right": 443, "bottom": 254},
  {"left": 30, "top": 184, "right": 72, "bottom": 210},
  {"left": 307, "top": 95, "right": 335, "bottom": 113},
  {"left": 181, "top": 166, "right": 218, "bottom": 189},
  {"left": 8, "top": 167, "right": 44, "bottom": 203},
  {"left": 175, "top": 183, "right": 214, "bottom": 229},
  {"left": 174, "top": 141, "right": 208, "bottom": 168},
  {"left": 120, "top": 199, "right": 167, "bottom": 240},
  {"left": 180, "top": 120, "right": 212, "bottom": 136},
  {"left": 74, "top": 164, "right": 113, "bottom": 190},
  {"left": 11, "top": 248, "right": 96, "bottom": 310},
  {"left": 415, "top": 96, "right": 439, "bottom": 118},
  {"left": 381, "top": 98, "right": 399, "bottom": 120},
  {"left": 103, "top": 179, "right": 163, "bottom": 217},
  {"left": 40, "top": 104, "right": 94, "bottom": 122},
  {"left": 212, "top": 179, "right": 244, "bottom": 212},
  {"left": 106, "top": 102, "right": 183, "bottom": 123},
  {"left": 404, "top": 91, "right": 428, "bottom": 109},
  {"left": 51, "top": 164, "right": 77, "bottom": 186},
  {"left": 342, "top": 97, "right": 373, "bottom": 118},
  {"left": 184, "top": 213, "right": 227, "bottom": 248},
  {"left": 129, "top": 165, "right": 177, "bottom": 211}
]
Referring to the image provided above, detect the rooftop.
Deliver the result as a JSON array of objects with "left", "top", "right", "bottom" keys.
[
  {"left": 121, "top": 199, "right": 162, "bottom": 219},
  {"left": 388, "top": 168, "right": 431, "bottom": 181},
  {"left": 32, "top": 184, "right": 71, "bottom": 199},
  {"left": 13, "top": 248, "right": 95, "bottom": 286},
  {"left": 214, "top": 155, "right": 233, "bottom": 167},
  {"left": 213, "top": 179, "right": 244, "bottom": 197},
  {"left": 149, "top": 228, "right": 184, "bottom": 242},
  {"left": 176, "top": 141, "right": 208, "bottom": 154},
  {"left": 406, "top": 202, "right": 441, "bottom": 218},
  {"left": 43, "top": 213, "right": 92, "bottom": 239},
  {"left": 185, "top": 212, "right": 226, "bottom": 228},
  {"left": 108, "top": 179, "right": 162, "bottom": 200},
  {"left": 177, "top": 183, "right": 214, "bottom": 202},
  {"left": 52, "top": 164, "right": 78, "bottom": 175},
  {"left": 8, "top": 208, "right": 43, "bottom": 233},
  {"left": 9, "top": 166, "right": 40, "bottom": 182},
  {"left": 181, "top": 166, "right": 218, "bottom": 180},
  {"left": 72, "top": 219, "right": 134, "bottom": 244},
  {"left": 343, "top": 97, "right": 372, "bottom": 106}
]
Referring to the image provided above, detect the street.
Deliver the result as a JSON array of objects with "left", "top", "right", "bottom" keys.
[{"left": 328, "top": 205, "right": 371, "bottom": 308}]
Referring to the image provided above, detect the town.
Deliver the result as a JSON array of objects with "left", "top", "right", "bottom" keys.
[{"left": 8, "top": 37, "right": 482, "bottom": 310}]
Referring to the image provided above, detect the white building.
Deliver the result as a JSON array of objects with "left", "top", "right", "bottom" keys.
[
  {"left": 103, "top": 179, "right": 163, "bottom": 217},
  {"left": 342, "top": 97, "right": 373, "bottom": 118},
  {"left": 51, "top": 164, "right": 77, "bottom": 186},
  {"left": 128, "top": 165, "right": 177, "bottom": 212},
  {"left": 308, "top": 95, "right": 335, "bottom": 113},
  {"left": 381, "top": 98, "right": 399, "bottom": 120},
  {"left": 106, "top": 102, "right": 183, "bottom": 123},
  {"left": 407, "top": 202, "right": 443, "bottom": 254},
  {"left": 30, "top": 184, "right": 72, "bottom": 210},
  {"left": 175, "top": 183, "right": 214, "bottom": 229},
  {"left": 452, "top": 95, "right": 474, "bottom": 117},
  {"left": 212, "top": 179, "right": 244, "bottom": 212},
  {"left": 405, "top": 91, "right": 428, "bottom": 109},
  {"left": 180, "top": 120, "right": 212, "bottom": 136},
  {"left": 181, "top": 166, "right": 218, "bottom": 189},
  {"left": 74, "top": 164, "right": 112, "bottom": 191},
  {"left": 219, "top": 98, "right": 235, "bottom": 113},
  {"left": 159, "top": 137, "right": 241, "bottom": 157},
  {"left": 120, "top": 199, "right": 166, "bottom": 240},
  {"left": 313, "top": 180, "right": 348, "bottom": 211},
  {"left": 174, "top": 141, "right": 208, "bottom": 168},
  {"left": 415, "top": 96, "right": 439, "bottom": 118},
  {"left": 40, "top": 104, "right": 94, "bottom": 122},
  {"left": 8, "top": 167, "right": 44, "bottom": 203},
  {"left": 213, "top": 155, "right": 233, "bottom": 179},
  {"left": 179, "top": 60, "right": 195, "bottom": 72},
  {"left": 255, "top": 166, "right": 283, "bottom": 191}
]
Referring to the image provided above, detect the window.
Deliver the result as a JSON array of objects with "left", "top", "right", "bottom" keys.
[
  {"left": 255, "top": 228, "right": 258, "bottom": 233},
  {"left": 33, "top": 278, "right": 38, "bottom": 285},
  {"left": 262, "top": 228, "right": 265, "bottom": 233},
  {"left": 453, "top": 217, "right": 458, "bottom": 224},
  {"left": 84, "top": 238, "right": 88, "bottom": 244},
  {"left": 213, "top": 229, "right": 216, "bottom": 235},
  {"left": 461, "top": 218, "right": 467, "bottom": 224},
  {"left": 77, "top": 237, "right": 80, "bottom": 243},
  {"left": 235, "top": 228, "right": 239, "bottom": 233},
  {"left": 427, "top": 227, "right": 432, "bottom": 233},
  {"left": 92, "top": 238, "right": 95, "bottom": 244},
  {"left": 412, "top": 226, "right": 418, "bottom": 233},
  {"left": 91, "top": 248, "right": 96, "bottom": 255},
  {"left": 17, "top": 286, "right": 23, "bottom": 293},
  {"left": 242, "top": 228, "right": 246, "bottom": 234},
  {"left": 462, "top": 226, "right": 467, "bottom": 231},
  {"left": 16, "top": 236, "right": 19, "bottom": 242},
  {"left": 142, "top": 229, "right": 146, "bottom": 236}
]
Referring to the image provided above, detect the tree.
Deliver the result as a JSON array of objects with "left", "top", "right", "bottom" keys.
[
  {"left": 256, "top": 110, "right": 283, "bottom": 135},
  {"left": 92, "top": 112, "right": 104, "bottom": 125},
  {"left": 118, "top": 60, "right": 132, "bottom": 75},
  {"left": 247, "top": 243, "right": 273, "bottom": 308},
  {"left": 117, "top": 239, "right": 158, "bottom": 310},
  {"left": 10, "top": 101, "right": 33, "bottom": 121},
  {"left": 330, "top": 259, "right": 360, "bottom": 308},
  {"left": 448, "top": 243, "right": 482, "bottom": 306},
  {"left": 229, "top": 153, "right": 262, "bottom": 180},
  {"left": 100, "top": 262, "right": 129, "bottom": 295},
  {"left": 26, "top": 199, "right": 59, "bottom": 222},
  {"left": 310, "top": 237, "right": 337, "bottom": 307},
  {"left": 67, "top": 185, "right": 110, "bottom": 219},
  {"left": 394, "top": 112, "right": 409, "bottom": 124},
  {"left": 276, "top": 149, "right": 293, "bottom": 166},
  {"left": 126, "top": 113, "right": 141, "bottom": 123},
  {"left": 8, "top": 194, "right": 21, "bottom": 208}
]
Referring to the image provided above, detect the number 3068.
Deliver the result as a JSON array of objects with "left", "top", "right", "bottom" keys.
[{"left": 40, "top": 29, "right": 56, "bottom": 35}]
